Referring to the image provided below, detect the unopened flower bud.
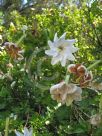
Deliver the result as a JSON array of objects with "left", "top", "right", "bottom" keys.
[{"left": 90, "top": 114, "right": 101, "bottom": 126}]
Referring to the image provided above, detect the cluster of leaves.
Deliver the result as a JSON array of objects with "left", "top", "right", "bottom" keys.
[{"left": 0, "top": 0, "right": 102, "bottom": 135}]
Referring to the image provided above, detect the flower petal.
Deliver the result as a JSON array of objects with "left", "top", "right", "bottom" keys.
[
  {"left": 69, "top": 45, "right": 79, "bottom": 53},
  {"left": 15, "top": 130, "right": 23, "bottom": 136},
  {"left": 45, "top": 50, "right": 58, "bottom": 57},
  {"left": 51, "top": 55, "right": 62, "bottom": 65},
  {"left": 24, "top": 127, "right": 29, "bottom": 136},
  {"left": 59, "top": 32, "right": 66, "bottom": 39},
  {"left": 48, "top": 40, "right": 53, "bottom": 48},
  {"left": 60, "top": 56, "right": 67, "bottom": 66},
  {"left": 61, "top": 92, "right": 67, "bottom": 101},
  {"left": 67, "top": 84, "right": 77, "bottom": 94},
  {"left": 66, "top": 39, "right": 76, "bottom": 45},
  {"left": 54, "top": 33, "right": 58, "bottom": 42},
  {"left": 50, "top": 81, "right": 65, "bottom": 94},
  {"left": 66, "top": 53, "right": 75, "bottom": 61},
  {"left": 29, "top": 128, "right": 33, "bottom": 136},
  {"left": 73, "top": 87, "right": 82, "bottom": 101},
  {"left": 66, "top": 95, "right": 74, "bottom": 106},
  {"left": 66, "top": 45, "right": 78, "bottom": 53}
]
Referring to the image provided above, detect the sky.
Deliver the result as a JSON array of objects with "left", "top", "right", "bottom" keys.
[{"left": 22, "top": 0, "right": 28, "bottom": 5}]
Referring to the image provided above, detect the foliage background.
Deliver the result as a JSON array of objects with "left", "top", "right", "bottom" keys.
[{"left": 0, "top": 0, "right": 102, "bottom": 135}]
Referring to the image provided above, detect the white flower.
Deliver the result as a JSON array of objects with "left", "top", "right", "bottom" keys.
[
  {"left": 45, "top": 33, "right": 78, "bottom": 66},
  {"left": 15, "top": 127, "right": 33, "bottom": 136},
  {"left": 50, "top": 81, "right": 82, "bottom": 106}
]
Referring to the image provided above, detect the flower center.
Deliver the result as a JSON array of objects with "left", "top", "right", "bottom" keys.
[{"left": 58, "top": 45, "right": 64, "bottom": 52}]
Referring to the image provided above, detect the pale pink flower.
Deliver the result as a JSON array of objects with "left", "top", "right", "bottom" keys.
[{"left": 50, "top": 81, "right": 82, "bottom": 106}]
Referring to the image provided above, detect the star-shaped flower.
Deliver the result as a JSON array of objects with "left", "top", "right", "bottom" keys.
[
  {"left": 15, "top": 127, "right": 33, "bottom": 136},
  {"left": 45, "top": 33, "right": 78, "bottom": 66}
]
